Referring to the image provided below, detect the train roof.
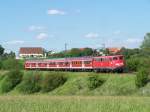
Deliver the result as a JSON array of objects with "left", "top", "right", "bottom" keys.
[
  {"left": 94, "top": 55, "right": 123, "bottom": 58},
  {"left": 25, "top": 55, "right": 124, "bottom": 63},
  {"left": 26, "top": 57, "right": 93, "bottom": 63}
]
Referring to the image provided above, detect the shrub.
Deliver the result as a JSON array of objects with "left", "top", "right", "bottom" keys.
[
  {"left": 126, "top": 58, "right": 140, "bottom": 72},
  {"left": 87, "top": 75, "right": 105, "bottom": 90},
  {"left": 17, "top": 73, "right": 42, "bottom": 94},
  {"left": 41, "top": 72, "right": 67, "bottom": 92},
  {"left": 135, "top": 68, "right": 149, "bottom": 88},
  {"left": 1, "top": 69, "right": 23, "bottom": 93},
  {"left": 0, "top": 61, "right": 2, "bottom": 69},
  {"left": 1, "top": 58, "right": 23, "bottom": 70},
  {"left": 126, "top": 57, "right": 150, "bottom": 72},
  {"left": 139, "top": 58, "right": 150, "bottom": 70}
]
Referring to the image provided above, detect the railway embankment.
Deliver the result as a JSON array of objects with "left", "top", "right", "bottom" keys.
[{"left": 0, "top": 71, "right": 149, "bottom": 96}]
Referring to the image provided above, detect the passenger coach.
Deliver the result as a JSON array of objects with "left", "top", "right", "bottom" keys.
[{"left": 25, "top": 55, "right": 125, "bottom": 72}]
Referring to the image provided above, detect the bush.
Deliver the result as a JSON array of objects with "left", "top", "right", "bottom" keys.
[
  {"left": 139, "top": 58, "right": 150, "bottom": 69},
  {"left": 0, "top": 61, "right": 2, "bottom": 69},
  {"left": 87, "top": 75, "right": 105, "bottom": 90},
  {"left": 135, "top": 68, "right": 149, "bottom": 88},
  {"left": 126, "top": 58, "right": 140, "bottom": 72},
  {"left": 41, "top": 72, "right": 67, "bottom": 92},
  {"left": 1, "top": 69, "right": 23, "bottom": 93},
  {"left": 126, "top": 57, "right": 150, "bottom": 72},
  {"left": 17, "top": 73, "right": 42, "bottom": 94},
  {"left": 2, "top": 58, "right": 24, "bottom": 70}
]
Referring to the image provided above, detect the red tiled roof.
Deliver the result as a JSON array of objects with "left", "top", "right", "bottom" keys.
[
  {"left": 108, "top": 48, "right": 121, "bottom": 53},
  {"left": 19, "top": 47, "right": 44, "bottom": 54}
]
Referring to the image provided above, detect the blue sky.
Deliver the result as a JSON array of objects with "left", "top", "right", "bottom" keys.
[{"left": 0, "top": 0, "right": 150, "bottom": 53}]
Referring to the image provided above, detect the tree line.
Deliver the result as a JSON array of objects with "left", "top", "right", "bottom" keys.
[
  {"left": 0, "top": 32, "right": 150, "bottom": 72},
  {"left": 0, "top": 46, "right": 23, "bottom": 70}
]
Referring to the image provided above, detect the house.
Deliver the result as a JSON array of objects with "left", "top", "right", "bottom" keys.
[
  {"left": 19, "top": 47, "right": 46, "bottom": 59},
  {"left": 107, "top": 48, "right": 121, "bottom": 54}
]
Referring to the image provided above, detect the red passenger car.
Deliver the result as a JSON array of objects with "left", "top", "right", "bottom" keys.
[{"left": 25, "top": 55, "right": 125, "bottom": 72}]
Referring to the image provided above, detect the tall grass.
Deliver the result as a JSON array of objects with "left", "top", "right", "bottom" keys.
[
  {"left": 0, "top": 69, "right": 23, "bottom": 93},
  {"left": 17, "top": 72, "right": 42, "bottom": 94},
  {"left": 0, "top": 96, "right": 149, "bottom": 112},
  {"left": 0, "top": 71, "right": 149, "bottom": 96}
]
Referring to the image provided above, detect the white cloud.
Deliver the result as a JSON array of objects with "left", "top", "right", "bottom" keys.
[
  {"left": 85, "top": 32, "right": 99, "bottom": 38},
  {"left": 47, "top": 9, "right": 66, "bottom": 15},
  {"left": 126, "top": 38, "right": 143, "bottom": 43},
  {"left": 36, "top": 33, "right": 48, "bottom": 40},
  {"left": 4, "top": 40, "right": 25, "bottom": 45},
  {"left": 28, "top": 25, "right": 45, "bottom": 32},
  {"left": 113, "top": 30, "right": 122, "bottom": 35}
]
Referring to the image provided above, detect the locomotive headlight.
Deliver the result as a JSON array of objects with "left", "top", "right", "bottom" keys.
[
  {"left": 115, "top": 63, "right": 124, "bottom": 66},
  {"left": 115, "top": 63, "right": 120, "bottom": 66}
]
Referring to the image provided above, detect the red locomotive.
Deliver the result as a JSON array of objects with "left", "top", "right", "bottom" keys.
[{"left": 25, "top": 55, "right": 125, "bottom": 72}]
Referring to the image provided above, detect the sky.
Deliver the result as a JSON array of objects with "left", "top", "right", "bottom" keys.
[{"left": 0, "top": 0, "right": 150, "bottom": 53}]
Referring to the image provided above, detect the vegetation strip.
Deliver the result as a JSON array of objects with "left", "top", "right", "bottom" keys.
[{"left": 0, "top": 96, "right": 150, "bottom": 112}]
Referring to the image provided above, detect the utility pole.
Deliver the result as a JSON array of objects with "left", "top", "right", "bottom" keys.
[
  {"left": 102, "top": 43, "right": 107, "bottom": 56},
  {"left": 102, "top": 43, "right": 105, "bottom": 50},
  {"left": 64, "top": 43, "right": 68, "bottom": 71},
  {"left": 65, "top": 43, "right": 67, "bottom": 53}
]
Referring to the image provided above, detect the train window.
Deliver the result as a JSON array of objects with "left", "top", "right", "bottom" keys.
[
  {"left": 109, "top": 58, "right": 112, "bottom": 61},
  {"left": 119, "top": 56, "right": 123, "bottom": 60},
  {"left": 95, "top": 58, "right": 101, "bottom": 61},
  {"left": 84, "top": 61, "right": 91, "bottom": 64},
  {"left": 49, "top": 62, "right": 56, "bottom": 65},
  {"left": 58, "top": 62, "right": 63, "bottom": 65},
  {"left": 105, "top": 58, "right": 109, "bottom": 62},
  {"left": 65, "top": 62, "right": 69, "bottom": 65},
  {"left": 101, "top": 58, "right": 105, "bottom": 62},
  {"left": 27, "top": 63, "right": 29, "bottom": 65},
  {"left": 113, "top": 57, "right": 118, "bottom": 60}
]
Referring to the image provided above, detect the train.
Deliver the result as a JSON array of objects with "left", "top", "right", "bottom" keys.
[{"left": 24, "top": 55, "right": 125, "bottom": 72}]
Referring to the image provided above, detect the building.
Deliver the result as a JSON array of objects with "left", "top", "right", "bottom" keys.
[
  {"left": 107, "top": 48, "right": 121, "bottom": 54},
  {"left": 19, "top": 47, "right": 46, "bottom": 59}
]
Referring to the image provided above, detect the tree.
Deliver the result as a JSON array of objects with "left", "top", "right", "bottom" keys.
[
  {"left": 3, "top": 51, "right": 15, "bottom": 58},
  {"left": 0, "top": 45, "right": 4, "bottom": 56},
  {"left": 135, "top": 68, "right": 149, "bottom": 88},
  {"left": 117, "top": 47, "right": 141, "bottom": 59},
  {"left": 68, "top": 48, "right": 81, "bottom": 57},
  {"left": 2, "top": 58, "right": 23, "bottom": 70},
  {"left": 141, "top": 33, "right": 150, "bottom": 49},
  {"left": 81, "top": 48, "right": 93, "bottom": 56}
]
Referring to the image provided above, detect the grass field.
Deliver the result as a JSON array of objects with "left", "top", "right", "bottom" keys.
[
  {"left": 0, "top": 71, "right": 150, "bottom": 96},
  {"left": 0, "top": 71, "right": 150, "bottom": 112},
  {"left": 0, "top": 95, "right": 149, "bottom": 112}
]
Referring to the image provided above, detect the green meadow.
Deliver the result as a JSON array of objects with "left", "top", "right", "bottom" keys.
[
  {"left": 0, "top": 96, "right": 150, "bottom": 112},
  {"left": 0, "top": 71, "right": 150, "bottom": 112}
]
